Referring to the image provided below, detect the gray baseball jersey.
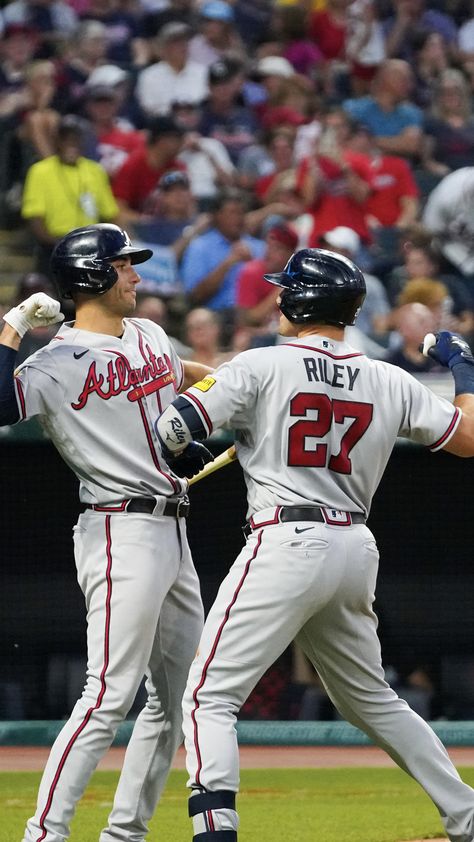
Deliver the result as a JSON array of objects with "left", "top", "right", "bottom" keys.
[
  {"left": 14, "top": 318, "right": 187, "bottom": 504},
  {"left": 181, "top": 334, "right": 459, "bottom": 517}
]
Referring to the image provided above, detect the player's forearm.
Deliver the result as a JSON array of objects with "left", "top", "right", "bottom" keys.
[
  {"left": 180, "top": 360, "right": 214, "bottom": 391},
  {"left": 0, "top": 323, "right": 22, "bottom": 350}
]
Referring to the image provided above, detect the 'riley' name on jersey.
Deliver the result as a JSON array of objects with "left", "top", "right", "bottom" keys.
[
  {"left": 71, "top": 348, "right": 175, "bottom": 410},
  {"left": 303, "top": 357, "right": 360, "bottom": 390}
]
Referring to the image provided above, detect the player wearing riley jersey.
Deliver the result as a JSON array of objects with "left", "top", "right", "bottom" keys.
[
  {"left": 0, "top": 224, "right": 214, "bottom": 842},
  {"left": 157, "top": 249, "right": 474, "bottom": 842}
]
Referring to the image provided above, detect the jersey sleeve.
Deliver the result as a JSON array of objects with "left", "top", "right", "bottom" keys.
[
  {"left": 396, "top": 368, "right": 461, "bottom": 451},
  {"left": 14, "top": 351, "right": 65, "bottom": 421},
  {"left": 182, "top": 352, "right": 258, "bottom": 435}
]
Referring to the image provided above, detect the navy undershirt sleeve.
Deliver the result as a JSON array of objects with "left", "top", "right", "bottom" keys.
[{"left": 0, "top": 345, "right": 20, "bottom": 425}]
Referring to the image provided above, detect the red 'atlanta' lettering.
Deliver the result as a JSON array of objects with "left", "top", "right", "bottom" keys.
[{"left": 72, "top": 351, "right": 172, "bottom": 410}]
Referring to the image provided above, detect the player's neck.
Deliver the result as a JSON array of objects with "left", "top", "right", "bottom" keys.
[
  {"left": 74, "top": 303, "right": 125, "bottom": 337},
  {"left": 296, "top": 324, "right": 345, "bottom": 341}
]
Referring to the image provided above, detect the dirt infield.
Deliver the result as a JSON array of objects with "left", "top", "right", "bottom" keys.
[{"left": 2, "top": 744, "right": 474, "bottom": 772}]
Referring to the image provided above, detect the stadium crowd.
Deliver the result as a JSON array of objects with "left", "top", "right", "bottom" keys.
[{"left": 1, "top": 0, "right": 474, "bottom": 370}]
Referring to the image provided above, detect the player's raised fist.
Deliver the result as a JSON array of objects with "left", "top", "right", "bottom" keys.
[
  {"left": 420, "top": 330, "right": 474, "bottom": 368},
  {"left": 3, "top": 292, "right": 64, "bottom": 338}
]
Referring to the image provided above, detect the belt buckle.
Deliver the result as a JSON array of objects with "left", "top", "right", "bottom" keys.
[
  {"left": 242, "top": 523, "right": 251, "bottom": 539},
  {"left": 177, "top": 498, "right": 190, "bottom": 518}
]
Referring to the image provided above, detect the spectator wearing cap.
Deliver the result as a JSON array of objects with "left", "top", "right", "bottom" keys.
[
  {"left": 136, "top": 22, "right": 208, "bottom": 118},
  {"left": 171, "top": 100, "right": 236, "bottom": 210},
  {"left": 1, "top": 0, "right": 77, "bottom": 58},
  {"left": 54, "top": 20, "right": 108, "bottom": 113},
  {"left": 188, "top": 1, "right": 245, "bottom": 70},
  {"left": 85, "top": 63, "right": 146, "bottom": 129},
  {"left": 134, "top": 169, "right": 210, "bottom": 263},
  {"left": 255, "top": 54, "right": 315, "bottom": 128},
  {"left": 181, "top": 189, "right": 265, "bottom": 336},
  {"left": 199, "top": 57, "right": 259, "bottom": 164},
  {"left": 80, "top": 84, "right": 145, "bottom": 176},
  {"left": 111, "top": 115, "right": 186, "bottom": 222},
  {"left": 236, "top": 222, "right": 298, "bottom": 333},
  {"left": 343, "top": 59, "right": 424, "bottom": 160},
  {"left": 21, "top": 114, "right": 119, "bottom": 273}
]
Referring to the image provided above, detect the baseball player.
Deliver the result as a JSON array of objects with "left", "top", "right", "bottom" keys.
[
  {"left": 0, "top": 223, "right": 214, "bottom": 842},
  {"left": 156, "top": 248, "right": 474, "bottom": 842}
]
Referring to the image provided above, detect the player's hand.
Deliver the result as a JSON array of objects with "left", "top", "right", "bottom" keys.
[
  {"left": 421, "top": 331, "right": 474, "bottom": 368},
  {"left": 3, "top": 293, "right": 64, "bottom": 339},
  {"left": 161, "top": 441, "right": 214, "bottom": 479}
]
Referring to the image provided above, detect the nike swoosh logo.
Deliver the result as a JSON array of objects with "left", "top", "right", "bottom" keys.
[
  {"left": 73, "top": 350, "right": 89, "bottom": 359},
  {"left": 295, "top": 526, "right": 315, "bottom": 534}
]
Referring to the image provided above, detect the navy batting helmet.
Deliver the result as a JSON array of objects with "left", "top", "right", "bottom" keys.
[
  {"left": 50, "top": 223, "right": 153, "bottom": 299},
  {"left": 264, "top": 247, "right": 366, "bottom": 326}
]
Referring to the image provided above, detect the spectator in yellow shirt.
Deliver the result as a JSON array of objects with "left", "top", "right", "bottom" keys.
[{"left": 21, "top": 114, "right": 119, "bottom": 274}]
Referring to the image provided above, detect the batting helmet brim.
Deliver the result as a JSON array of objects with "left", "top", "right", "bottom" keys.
[
  {"left": 263, "top": 272, "right": 291, "bottom": 288},
  {"left": 110, "top": 246, "right": 153, "bottom": 264}
]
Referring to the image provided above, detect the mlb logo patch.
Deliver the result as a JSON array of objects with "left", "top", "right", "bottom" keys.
[{"left": 322, "top": 508, "right": 352, "bottom": 526}]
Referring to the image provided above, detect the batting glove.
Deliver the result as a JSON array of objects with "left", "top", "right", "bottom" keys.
[
  {"left": 421, "top": 331, "right": 474, "bottom": 369},
  {"left": 3, "top": 293, "right": 64, "bottom": 339},
  {"left": 161, "top": 441, "right": 214, "bottom": 479}
]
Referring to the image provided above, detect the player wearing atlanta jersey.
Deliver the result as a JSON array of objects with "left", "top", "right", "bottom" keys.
[
  {"left": 0, "top": 224, "right": 214, "bottom": 842},
  {"left": 157, "top": 249, "right": 474, "bottom": 842}
]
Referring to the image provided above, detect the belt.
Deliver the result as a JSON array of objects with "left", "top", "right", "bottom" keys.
[
  {"left": 243, "top": 505, "right": 365, "bottom": 538},
  {"left": 84, "top": 497, "right": 190, "bottom": 518}
]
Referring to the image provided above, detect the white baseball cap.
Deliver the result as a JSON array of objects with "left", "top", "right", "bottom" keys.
[
  {"left": 86, "top": 64, "right": 129, "bottom": 89},
  {"left": 321, "top": 226, "right": 361, "bottom": 255},
  {"left": 257, "top": 55, "right": 294, "bottom": 79}
]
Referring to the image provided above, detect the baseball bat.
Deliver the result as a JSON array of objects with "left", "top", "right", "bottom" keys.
[{"left": 188, "top": 445, "right": 237, "bottom": 486}]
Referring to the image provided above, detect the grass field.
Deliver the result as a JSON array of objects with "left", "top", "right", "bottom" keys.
[{"left": 4, "top": 766, "right": 474, "bottom": 842}]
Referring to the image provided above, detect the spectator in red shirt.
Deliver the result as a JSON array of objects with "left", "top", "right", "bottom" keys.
[
  {"left": 295, "top": 106, "right": 373, "bottom": 245},
  {"left": 309, "top": 0, "right": 350, "bottom": 61},
  {"left": 111, "top": 115, "right": 185, "bottom": 223},
  {"left": 348, "top": 121, "right": 420, "bottom": 231},
  {"left": 236, "top": 221, "right": 298, "bottom": 331}
]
